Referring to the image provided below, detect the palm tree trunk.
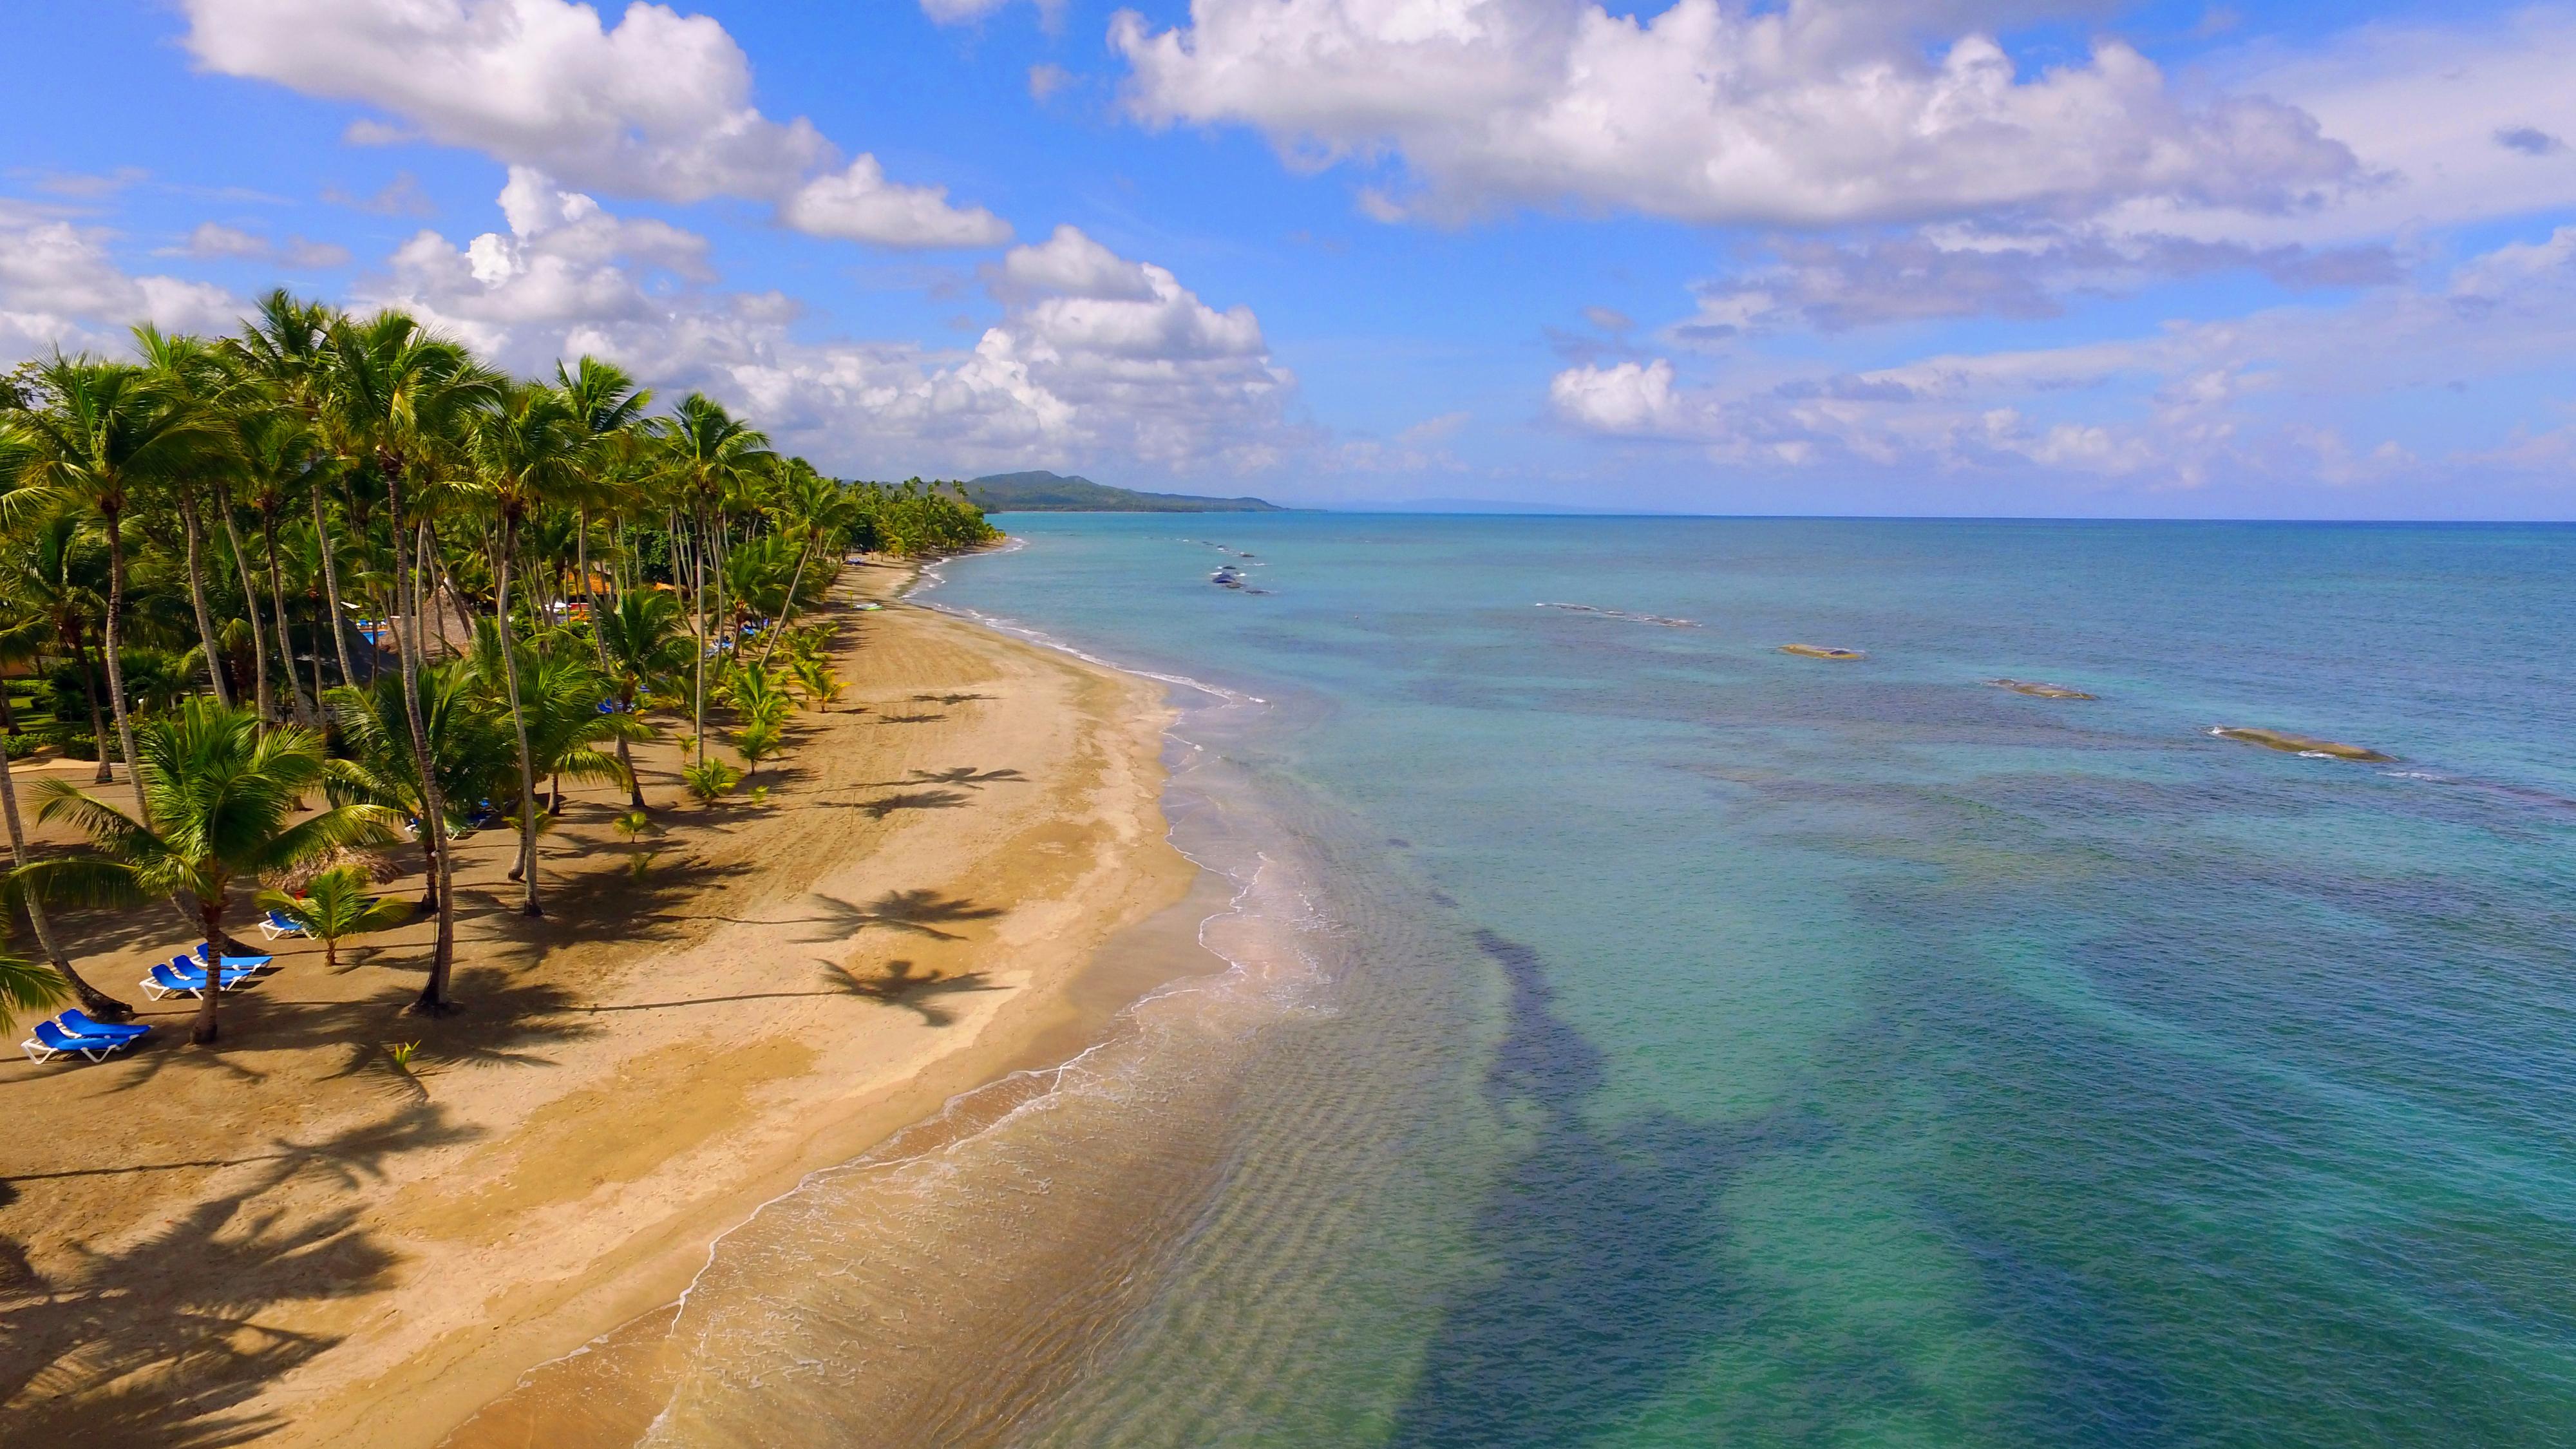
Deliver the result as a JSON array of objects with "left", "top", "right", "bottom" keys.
[
  {"left": 0, "top": 728, "right": 129, "bottom": 1019},
  {"left": 100, "top": 506, "right": 146, "bottom": 824},
  {"left": 314, "top": 484, "right": 359, "bottom": 688},
  {"left": 579, "top": 507, "right": 608, "bottom": 671},
  {"left": 263, "top": 509, "right": 316, "bottom": 728},
  {"left": 217, "top": 492, "right": 275, "bottom": 725},
  {"left": 309, "top": 605, "right": 328, "bottom": 714},
  {"left": 448, "top": 571, "right": 477, "bottom": 657},
  {"left": 692, "top": 510, "right": 710, "bottom": 766},
  {"left": 493, "top": 518, "right": 543, "bottom": 914},
  {"left": 712, "top": 515, "right": 732, "bottom": 657},
  {"left": 755, "top": 532, "right": 817, "bottom": 670},
  {"left": 71, "top": 633, "right": 111, "bottom": 784},
  {"left": 618, "top": 736, "right": 644, "bottom": 809},
  {"left": 194, "top": 897, "right": 225, "bottom": 1045},
  {"left": 391, "top": 486, "right": 456, "bottom": 1016},
  {"left": 617, "top": 677, "right": 647, "bottom": 809},
  {"left": 402, "top": 518, "right": 422, "bottom": 665},
  {"left": 176, "top": 490, "right": 234, "bottom": 708}
]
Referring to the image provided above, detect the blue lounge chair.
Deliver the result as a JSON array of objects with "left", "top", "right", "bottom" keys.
[
  {"left": 260, "top": 909, "right": 312, "bottom": 941},
  {"left": 142, "top": 960, "right": 258, "bottom": 999},
  {"left": 23, "top": 1019, "right": 140, "bottom": 1063},
  {"left": 185, "top": 951, "right": 270, "bottom": 985},
  {"left": 60, "top": 1009, "right": 150, "bottom": 1040}
]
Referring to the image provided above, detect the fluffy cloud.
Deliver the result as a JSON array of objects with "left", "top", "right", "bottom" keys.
[
  {"left": 0, "top": 209, "right": 245, "bottom": 361},
  {"left": 779, "top": 156, "right": 1011, "bottom": 248},
  {"left": 363, "top": 181, "right": 1293, "bottom": 475},
  {"left": 1110, "top": 0, "right": 2360, "bottom": 227},
  {"left": 181, "top": 0, "right": 1010, "bottom": 248},
  {"left": 1549, "top": 359, "right": 1680, "bottom": 434},
  {"left": 1549, "top": 222, "right": 2576, "bottom": 493},
  {"left": 2110, "top": 7, "right": 2576, "bottom": 246}
]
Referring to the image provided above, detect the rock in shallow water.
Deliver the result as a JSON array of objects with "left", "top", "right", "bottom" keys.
[
  {"left": 2211, "top": 727, "right": 2394, "bottom": 762},
  {"left": 1989, "top": 678, "right": 2096, "bottom": 699}
]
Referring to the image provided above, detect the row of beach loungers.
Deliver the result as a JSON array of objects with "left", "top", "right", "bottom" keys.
[{"left": 17, "top": 913, "right": 306, "bottom": 1064}]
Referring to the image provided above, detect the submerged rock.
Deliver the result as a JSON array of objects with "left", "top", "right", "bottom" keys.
[
  {"left": 1779, "top": 643, "right": 1866, "bottom": 660},
  {"left": 1989, "top": 678, "right": 2096, "bottom": 699},
  {"left": 2211, "top": 727, "right": 2394, "bottom": 763}
]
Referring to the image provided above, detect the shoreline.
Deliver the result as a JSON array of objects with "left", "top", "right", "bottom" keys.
[{"left": 1, "top": 560, "right": 1208, "bottom": 1447}]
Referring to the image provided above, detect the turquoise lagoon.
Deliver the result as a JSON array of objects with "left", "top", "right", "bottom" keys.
[{"left": 926, "top": 516, "right": 2576, "bottom": 1449}]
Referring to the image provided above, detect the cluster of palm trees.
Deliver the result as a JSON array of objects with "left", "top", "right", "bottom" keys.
[{"left": 0, "top": 290, "right": 998, "bottom": 1046}]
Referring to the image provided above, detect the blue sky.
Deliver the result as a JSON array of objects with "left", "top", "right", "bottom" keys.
[{"left": 4, "top": 1, "right": 2575, "bottom": 517}]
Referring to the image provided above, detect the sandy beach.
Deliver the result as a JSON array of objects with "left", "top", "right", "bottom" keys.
[{"left": 0, "top": 561, "right": 1198, "bottom": 1447}]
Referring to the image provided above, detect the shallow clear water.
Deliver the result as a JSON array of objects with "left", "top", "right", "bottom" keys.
[{"left": 925, "top": 516, "right": 2576, "bottom": 1448}]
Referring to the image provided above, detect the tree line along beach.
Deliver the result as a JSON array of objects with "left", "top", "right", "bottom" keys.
[{"left": 0, "top": 299, "right": 1198, "bottom": 1446}]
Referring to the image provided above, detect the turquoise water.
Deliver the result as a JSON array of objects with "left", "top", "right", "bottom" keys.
[{"left": 931, "top": 516, "right": 2576, "bottom": 1448}]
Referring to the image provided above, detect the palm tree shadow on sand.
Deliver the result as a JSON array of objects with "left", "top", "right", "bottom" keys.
[
  {"left": 791, "top": 889, "right": 1005, "bottom": 943},
  {"left": 822, "top": 958, "right": 1001, "bottom": 1028},
  {"left": 0, "top": 1105, "right": 478, "bottom": 1446}
]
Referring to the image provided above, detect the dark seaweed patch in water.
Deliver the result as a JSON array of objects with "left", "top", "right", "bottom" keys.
[{"left": 1386, "top": 931, "right": 1819, "bottom": 1447}]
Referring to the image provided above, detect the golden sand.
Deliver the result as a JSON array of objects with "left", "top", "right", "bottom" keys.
[{"left": 0, "top": 562, "right": 1195, "bottom": 1448}]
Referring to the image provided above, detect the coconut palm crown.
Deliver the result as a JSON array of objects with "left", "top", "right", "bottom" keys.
[{"left": 14, "top": 698, "right": 399, "bottom": 1043}]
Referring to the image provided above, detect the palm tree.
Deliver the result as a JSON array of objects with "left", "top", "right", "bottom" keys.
[
  {"left": 130, "top": 325, "right": 242, "bottom": 710},
  {"left": 6, "top": 511, "right": 115, "bottom": 783},
  {"left": 9, "top": 358, "right": 225, "bottom": 817},
  {"left": 595, "top": 589, "right": 690, "bottom": 808},
  {"left": 257, "top": 865, "right": 409, "bottom": 972},
  {"left": 554, "top": 356, "right": 652, "bottom": 655},
  {"left": 231, "top": 405, "right": 330, "bottom": 727},
  {"left": 659, "top": 395, "right": 772, "bottom": 767},
  {"left": 466, "top": 384, "right": 583, "bottom": 914},
  {"left": 227, "top": 290, "right": 363, "bottom": 690},
  {"left": 319, "top": 311, "right": 501, "bottom": 1014},
  {"left": 0, "top": 720, "right": 127, "bottom": 1019},
  {"left": 520, "top": 638, "right": 650, "bottom": 814},
  {"left": 15, "top": 699, "right": 396, "bottom": 1044},
  {"left": 788, "top": 654, "right": 844, "bottom": 713},
  {"left": 754, "top": 462, "right": 858, "bottom": 668},
  {"left": 468, "top": 623, "right": 644, "bottom": 890},
  {"left": 323, "top": 666, "right": 515, "bottom": 910}
]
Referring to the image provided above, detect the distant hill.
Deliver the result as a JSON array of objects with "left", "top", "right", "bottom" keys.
[{"left": 965, "top": 471, "right": 1288, "bottom": 513}]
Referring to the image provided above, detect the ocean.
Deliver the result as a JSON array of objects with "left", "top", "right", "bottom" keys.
[{"left": 502, "top": 515, "right": 2576, "bottom": 1446}]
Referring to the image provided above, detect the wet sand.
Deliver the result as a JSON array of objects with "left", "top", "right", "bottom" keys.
[{"left": 0, "top": 561, "right": 1198, "bottom": 1447}]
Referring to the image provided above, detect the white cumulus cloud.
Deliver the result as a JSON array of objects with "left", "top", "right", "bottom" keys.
[
  {"left": 0, "top": 209, "right": 245, "bottom": 361},
  {"left": 779, "top": 156, "right": 1010, "bottom": 249},
  {"left": 180, "top": 0, "right": 1012, "bottom": 249},
  {"left": 1110, "top": 0, "right": 2361, "bottom": 227},
  {"left": 360, "top": 182, "right": 1294, "bottom": 476}
]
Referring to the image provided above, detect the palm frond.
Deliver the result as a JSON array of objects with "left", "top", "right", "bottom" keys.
[
  {"left": 254, "top": 804, "right": 405, "bottom": 876},
  {"left": 13, "top": 854, "right": 153, "bottom": 911},
  {"left": 0, "top": 952, "right": 71, "bottom": 1028}
]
